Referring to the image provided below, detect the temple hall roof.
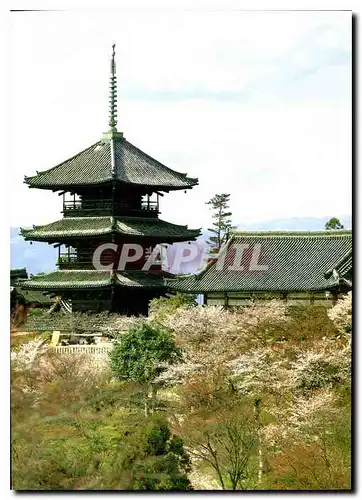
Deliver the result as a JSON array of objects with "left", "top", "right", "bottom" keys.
[{"left": 166, "top": 230, "right": 352, "bottom": 293}]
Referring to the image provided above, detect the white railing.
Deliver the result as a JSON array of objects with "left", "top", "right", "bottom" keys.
[{"left": 54, "top": 344, "right": 113, "bottom": 355}]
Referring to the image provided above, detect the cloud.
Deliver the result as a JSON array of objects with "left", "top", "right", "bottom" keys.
[{"left": 9, "top": 10, "right": 351, "bottom": 230}]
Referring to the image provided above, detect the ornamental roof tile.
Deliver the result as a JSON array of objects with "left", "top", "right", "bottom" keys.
[
  {"left": 19, "top": 270, "right": 168, "bottom": 290},
  {"left": 166, "top": 230, "right": 352, "bottom": 293},
  {"left": 20, "top": 216, "right": 200, "bottom": 241},
  {"left": 25, "top": 137, "right": 198, "bottom": 191},
  {"left": 324, "top": 250, "right": 352, "bottom": 279}
]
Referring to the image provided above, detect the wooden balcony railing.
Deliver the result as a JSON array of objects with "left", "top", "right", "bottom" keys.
[
  {"left": 57, "top": 252, "right": 163, "bottom": 269},
  {"left": 58, "top": 253, "right": 78, "bottom": 262},
  {"left": 57, "top": 253, "right": 95, "bottom": 269},
  {"left": 63, "top": 199, "right": 159, "bottom": 217}
]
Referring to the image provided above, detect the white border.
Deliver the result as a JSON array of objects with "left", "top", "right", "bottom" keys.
[{"left": 2, "top": 1, "right": 358, "bottom": 498}]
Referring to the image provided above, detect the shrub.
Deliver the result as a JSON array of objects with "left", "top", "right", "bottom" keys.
[
  {"left": 265, "top": 394, "right": 351, "bottom": 490},
  {"left": 149, "top": 292, "right": 196, "bottom": 321},
  {"left": 328, "top": 292, "right": 352, "bottom": 338},
  {"left": 286, "top": 304, "right": 340, "bottom": 342},
  {"left": 11, "top": 337, "right": 48, "bottom": 369},
  {"left": 28, "top": 308, "right": 46, "bottom": 317},
  {"left": 22, "top": 311, "right": 142, "bottom": 336},
  {"left": 290, "top": 347, "right": 350, "bottom": 393}
]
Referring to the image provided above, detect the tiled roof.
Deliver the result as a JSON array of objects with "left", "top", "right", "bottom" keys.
[
  {"left": 19, "top": 270, "right": 168, "bottom": 290},
  {"left": 20, "top": 216, "right": 200, "bottom": 241},
  {"left": 12, "top": 287, "right": 53, "bottom": 306},
  {"left": 10, "top": 268, "right": 28, "bottom": 282},
  {"left": 166, "top": 230, "right": 352, "bottom": 293},
  {"left": 25, "top": 135, "right": 198, "bottom": 191}
]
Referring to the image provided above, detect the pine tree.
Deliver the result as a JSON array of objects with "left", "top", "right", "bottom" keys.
[{"left": 206, "top": 193, "right": 235, "bottom": 253}]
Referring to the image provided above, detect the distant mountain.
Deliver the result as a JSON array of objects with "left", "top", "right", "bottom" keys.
[
  {"left": 235, "top": 215, "right": 352, "bottom": 232},
  {"left": 10, "top": 215, "right": 352, "bottom": 275}
]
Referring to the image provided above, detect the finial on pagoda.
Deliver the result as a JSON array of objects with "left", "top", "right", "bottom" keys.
[
  {"left": 103, "top": 44, "right": 123, "bottom": 141},
  {"left": 108, "top": 43, "right": 118, "bottom": 131}
]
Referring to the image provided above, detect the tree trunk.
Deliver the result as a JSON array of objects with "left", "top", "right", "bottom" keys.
[
  {"left": 254, "top": 398, "right": 263, "bottom": 485},
  {"left": 144, "top": 385, "right": 150, "bottom": 417}
]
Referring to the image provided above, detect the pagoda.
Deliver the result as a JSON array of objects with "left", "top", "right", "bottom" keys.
[{"left": 20, "top": 45, "right": 200, "bottom": 315}]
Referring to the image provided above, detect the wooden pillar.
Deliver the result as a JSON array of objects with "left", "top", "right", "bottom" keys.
[{"left": 224, "top": 292, "right": 229, "bottom": 308}]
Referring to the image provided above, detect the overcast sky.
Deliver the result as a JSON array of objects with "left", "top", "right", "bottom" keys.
[{"left": 9, "top": 10, "right": 351, "bottom": 229}]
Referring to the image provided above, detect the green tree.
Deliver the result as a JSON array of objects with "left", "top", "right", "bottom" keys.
[
  {"left": 109, "top": 323, "right": 182, "bottom": 415},
  {"left": 107, "top": 414, "right": 192, "bottom": 490},
  {"left": 206, "top": 193, "right": 235, "bottom": 253},
  {"left": 325, "top": 217, "right": 344, "bottom": 230}
]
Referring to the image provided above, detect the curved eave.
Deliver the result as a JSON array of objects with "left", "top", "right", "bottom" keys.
[
  {"left": 20, "top": 229, "right": 201, "bottom": 243},
  {"left": 20, "top": 281, "right": 112, "bottom": 290},
  {"left": 24, "top": 177, "right": 199, "bottom": 192},
  {"left": 20, "top": 228, "right": 111, "bottom": 241},
  {"left": 19, "top": 270, "right": 169, "bottom": 291},
  {"left": 23, "top": 139, "right": 102, "bottom": 189},
  {"left": 24, "top": 177, "right": 113, "bottom": 191}
]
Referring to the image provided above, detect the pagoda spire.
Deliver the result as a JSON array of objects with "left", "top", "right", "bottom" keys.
[{"left": 108, "top": 44, "right": 118, "bottom": 131}]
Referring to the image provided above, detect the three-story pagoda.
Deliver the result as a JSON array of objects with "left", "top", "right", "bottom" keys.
[{"left": 20, "top": 46, "right": 200, "bottom": 314}]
